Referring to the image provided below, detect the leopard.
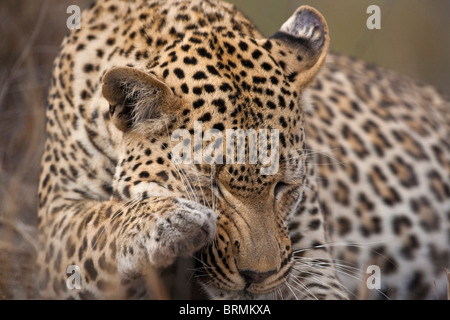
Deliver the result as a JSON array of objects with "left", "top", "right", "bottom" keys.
[{"left": 37, "top": 0, "right": 450, "bottom": 300}]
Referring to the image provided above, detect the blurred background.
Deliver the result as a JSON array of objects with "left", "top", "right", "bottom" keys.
[
  {"left": 230, "top": 0, "right": 450, "bottom": 95},
  {"left": 0, "top": 0, "right": 449, "bottom": 299}
]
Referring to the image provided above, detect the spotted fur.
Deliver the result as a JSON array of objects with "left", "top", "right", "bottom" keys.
[{"left": 37, "top": 0, "right": 449, "bottom": 299}]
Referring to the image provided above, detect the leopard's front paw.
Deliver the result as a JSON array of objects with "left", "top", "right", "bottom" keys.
[{"left": 148, "top": 198, "right": 217, "bottom": 268}]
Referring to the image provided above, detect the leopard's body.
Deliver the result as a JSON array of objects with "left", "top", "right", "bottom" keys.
[{"left": 37, "top": 0, "right": 450, "bottom": 299}]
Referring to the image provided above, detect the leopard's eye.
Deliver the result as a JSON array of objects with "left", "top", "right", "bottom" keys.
[{"left": 274, "top": 181, "right": 289, "bottom": 199}]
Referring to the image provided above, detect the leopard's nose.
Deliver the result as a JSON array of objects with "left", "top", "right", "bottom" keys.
[{"left": 239, "top": 269, "right": 277, "bottom": 284}]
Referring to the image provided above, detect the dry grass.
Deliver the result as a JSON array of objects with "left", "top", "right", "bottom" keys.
[
  {"left": 0, "top": 0, "right": 91, "bottom": 299},
  {"left": 446, "top": 269, "right": 450, "bottom": 300}
]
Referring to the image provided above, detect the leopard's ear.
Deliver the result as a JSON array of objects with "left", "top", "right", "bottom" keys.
[
  {"left": 102, "top": 67, "right": 176, "bottom": 132},
  {"left": 270, "top": 6, "right": 330, "bottom": 88}
]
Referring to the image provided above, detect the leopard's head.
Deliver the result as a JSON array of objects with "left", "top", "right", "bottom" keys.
[{"left": 102, "top": 5, "right": 330, "bottom": 298}]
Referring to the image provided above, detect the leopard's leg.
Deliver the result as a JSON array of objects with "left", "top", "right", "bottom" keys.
[
  {"left": 36, "top": 196, "right": 216, "bottom": 299},
  {"left": 283, "top": 167, "right": 349, "bottom": 300}
]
